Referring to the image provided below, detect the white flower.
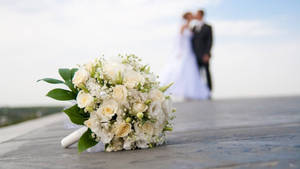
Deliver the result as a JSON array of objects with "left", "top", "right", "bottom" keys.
[
  {"left": 136, "top": 140, "right": 148, "bottom": 149},
  {"left": 83, "top": 117, "right": 94, "bottom": 129},
  {"left": 134, "top": 122, "right": 153, "bottom": 142},
  {"left": 84, "top": 61, "right": 95, "bottom": 74},
  {"left": 132, "top": 102, "right": 148, "bottom": 115},
  {"left": 145, "top": 73, "right": 156, "bottom": 82},
  {"left": 84, "top": 115, "right": 114, "bottom": 144},
  {"left": 155, "top": 135, "right": 166, "bottom": 146},
  {"left": 142, "top": 121, "right": 154, "bottom": 136},
  {"left": 77, "top": 91, "right": 94, "bottom": 108},
  {"left": 96, "top": 99, "right": 119, "bottom": 121},
  {"left": 124, "top": 69, "right": 145, "bottom": 89},
  {"left": 148, "top": 101, "right": 166, "bottom": 125},
  {"left": 162, "top": 98, "right": 173, "bottom": 115},
  {"left": 72, "top": 68, "right": 89, "bottom": 87},
  {"left": 98, "top": 127, "right": 114, "bottom": 144},
  {"left": 86, "top": 79, "right": 102, "bottom": 98},
  {"left": 112, "top": 85, "right": 128, "bottom": 103},
  {"left": 123, "top": 137, "right": 135, "bottom": 150},
  {"left": 114, "top": 122, "right": 132, "bottom": 137},
  {"left": 106, "top": 138, "right": 123, "bottom": 152},
  {"left": 149, "top": 89, "right": 164, "bottom": 102},
  {"left": 153, "top": 123, "right": 165, "bottom": 136},
  {"left": 102, "top": 61, "right": 125, "bottom": 81}
]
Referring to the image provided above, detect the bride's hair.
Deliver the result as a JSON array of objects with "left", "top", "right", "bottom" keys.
[{"left": 182, "top": 12, "right": 192, "bottom": 20}]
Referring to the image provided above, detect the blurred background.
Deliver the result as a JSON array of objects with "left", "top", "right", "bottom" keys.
[{"left": 0, "top": 0, "right": 300, "bottom": 109}]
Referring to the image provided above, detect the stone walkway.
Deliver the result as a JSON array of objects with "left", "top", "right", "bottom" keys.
[
  {"left": 0, "top": 113, "right": 64, "bottom": 144},
  {"left": 1, "top": 96, "right": 300, "bottom": 169}
]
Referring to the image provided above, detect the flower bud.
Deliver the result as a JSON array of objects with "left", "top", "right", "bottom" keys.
[
  {"left": 144, "top": 99, "right": 152, "bottom": 105},
  {"left": 125, "top": 117, "right": 132, "bottom": 123},
  {"left": 137, "top": 112, "right": 144, "bottom": 119}
]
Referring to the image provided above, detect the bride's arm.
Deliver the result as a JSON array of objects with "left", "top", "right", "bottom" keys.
[{"left": 180, "top": 23, "right": 188, "bottom": 34}]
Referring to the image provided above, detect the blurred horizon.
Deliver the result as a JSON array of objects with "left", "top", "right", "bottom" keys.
[{"left": 1, "top": 0, "right": 300, "bottom": 106}]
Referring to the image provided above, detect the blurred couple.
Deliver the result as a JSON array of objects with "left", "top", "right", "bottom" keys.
[{"left": 161, "top": 10, "right": 213, "bottom": 100}]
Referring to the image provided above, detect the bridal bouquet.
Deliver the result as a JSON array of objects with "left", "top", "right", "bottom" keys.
[{"left": 39, "top": 54, "right": 174, "bottom": 152}]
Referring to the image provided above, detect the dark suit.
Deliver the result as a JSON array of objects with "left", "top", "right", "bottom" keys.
[{"left": 191, "top": 23, "right": 213, "bottom": 91}]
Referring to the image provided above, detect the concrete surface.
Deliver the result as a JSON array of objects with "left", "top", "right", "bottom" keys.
[
  {"left": 0, "top": 96, "right": 300, "bottom": 169},
  {"left": 0, "top": 113, "right": 64, "bottom": 144}
]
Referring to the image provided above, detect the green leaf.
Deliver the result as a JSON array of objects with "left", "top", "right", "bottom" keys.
[
  {"left": 115, "top": 71, "right": 123, "bottom": 84},
  {"left": 163, "top": 126, "right": 173, "bottom": 131},
  {"left": 65, "top": 80, "right": 76, "bottom": 93},
  {"left": 140, "top": 64, "right": 148, "bottom": 72},
  {"left": 59, "top": 68, "right": 72, "bottom": 82},
  {"left": 71, "top": 68, "right": 78, "bottom": 79},
  {"left": 37, "top": 78, "right": 64, "bottom": 84},
  {"left": 78, "top": 129, "right": 98, "bottom": 153},
  {"left": 63, "top": 104, "right": 89, "bottom": 125},
  {"left": 159, "top": 82, "right": 174, "bottom": 92},
  {"left": 144, "top": 99, "right": 152, "bottom": 105},
  {"left": 58, "top": 68, "right": 77, "bottom": 92},
  {"left": 46, "top": 88, "right": 76, "bottom": 101}
]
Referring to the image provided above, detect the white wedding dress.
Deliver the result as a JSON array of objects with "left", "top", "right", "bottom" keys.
[{"left": 160, "top": 29, "right": 210, "bottom": 99}]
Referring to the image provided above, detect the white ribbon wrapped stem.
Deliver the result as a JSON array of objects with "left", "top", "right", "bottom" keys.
[{"left": 61, "top": 126, "right": 88, "bottom": 148}]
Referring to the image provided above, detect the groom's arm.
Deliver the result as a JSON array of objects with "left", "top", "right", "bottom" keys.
[{"left": 204, "top": 25, "right": 213, "bottom": 57}]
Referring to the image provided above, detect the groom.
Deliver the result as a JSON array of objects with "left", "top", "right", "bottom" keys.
[{"left": 191, "top": 10, "right": 213, "bottom": 92}]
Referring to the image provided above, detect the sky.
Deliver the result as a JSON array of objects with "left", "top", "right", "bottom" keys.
[{"left": 0, "top": 0, "right": 300, "bottom": 106}]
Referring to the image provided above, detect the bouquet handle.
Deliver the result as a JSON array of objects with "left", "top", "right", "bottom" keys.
[{"left": 61, "top": 127, "right": 87, "bottom": 148}]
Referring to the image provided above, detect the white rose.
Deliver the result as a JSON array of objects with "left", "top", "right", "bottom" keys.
[
  {"left": 134, "top": 122, "right": 153, "bottom": 141},
  {"left": 84, "top": 114, "right": 114, "bottom": 144},
  {"left": 102, "top": 61, "right": 125, "bottom": 81},
  {"left": 136, "top": 140, "right": 148, "bottom": 149},
  {"left": 84, "top": 118, "right": 93, "bottom": 128},
  {"left": 142, "top": 121, "right": 154, "bottom": 136},
  {"left": 77, "top": 91, "right": 94, "bottom": 108},
  {"left": 84, "top": 62, "right": 95, "bottom": 74},
  {"left": 153, "top": 122, "right": 165, "bottom": 136},
  {"left": 123, "top": 137, "right": 135, "bottom": 150},
  {"left": 162, "top": 98, "right": 172, "bottom": 115},
  {"left": 149, "top": 89, "right": 164, "bottom": 102},
  {"left": 148, "top": 101, "right": 166, "bottom": 125},
  {"left": 124, "top": 69, "right": 145, "bottom": 89},
  {"left": 72, "top": 68, "right": 89, "bottom": 87},
  {"left": 114, "top": 122, "right": 132, "bottom": 137},
  {"left": 96, "top": 99, "right": 119, "bottom": 121},
  {"left": 112, "top": 85, "right": 128, "bottom": 103},
  {"left": 99, "top": 130, "right": 114, "bottom": 144},
  {"left": 97, "top": 125, "right": 114, "bottom": 144},
  {"left": 106, "top": 138, "right": 123, "bottom": 152},
  {"left": 132, "top": 102, "right": 148, "bottom": 114}
]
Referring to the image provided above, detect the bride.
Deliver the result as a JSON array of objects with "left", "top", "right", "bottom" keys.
[{"left": 160, "top": 12, "right": 210, "bottom": 100}]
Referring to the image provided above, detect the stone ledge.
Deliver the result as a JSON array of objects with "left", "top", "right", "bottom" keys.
[{"left": 1, "top": 96, "right": 300, "bottom": 169}]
